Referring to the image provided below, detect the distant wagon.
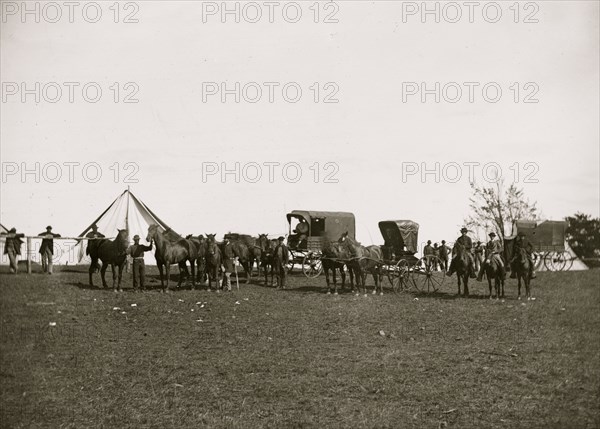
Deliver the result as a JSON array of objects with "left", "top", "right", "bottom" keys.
[
  {"left": 506, "top": 220, "right": 572, "bottom": 271},
  {"left": 286, "top": 210, "right": 356, "bottom": 278},
  {"left": 379, "top": 220, "right": 447, "bottom": 293}
]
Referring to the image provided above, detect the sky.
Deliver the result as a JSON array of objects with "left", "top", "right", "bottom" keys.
[{"left": 1, "top": 0, "right": 599, "bottom": 255}]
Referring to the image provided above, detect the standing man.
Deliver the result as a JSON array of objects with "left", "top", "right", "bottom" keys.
[
  {"left": 2, "top": 228, "right": 25, "bottom": 274},
  {"left": 510, "top": 231, "right": 537, "bottom": 279},
  {"left": 433, "top": 243, "right": 440, "bottom": 271},
  {"left": 473, "top": 241, "right": 484, "bottom": 272},
  {"left": 439, "top": 240, "right": 450, "bottom": 271},
  {"left": 477, "top": 232, "right": 506, "bottom": 281},
  {"left": 127, "top": 235, "right": 152, "bottom": 291},
  {"left": 423, "top": 240, "right": 435, "bottom": 270},
  {"left": 221, "top": 236, "right": 235, "bottom": 292},
  {"left": 446, "top": 227, "right": 477, "bottom": 278},
  {"left": 38, "top": 226, "right": 61, "bottom": 274},
  {"left": 273, "top": 236, "right": 289, "bottom": 289}
]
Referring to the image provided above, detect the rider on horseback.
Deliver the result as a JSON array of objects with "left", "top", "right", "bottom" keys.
[
  {"left": 477, "top": 232, "right": 506, "bottom": 281},
  {"left": 510, "top": 231, "right": 537, "bottom": 279},
  {"left": 446, "top": 227, "right": 477, "bottom": 278}
]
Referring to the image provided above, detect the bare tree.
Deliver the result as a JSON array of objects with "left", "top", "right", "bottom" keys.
[{"left": 465, "top": 181, "right": 538, "bottom": 240}]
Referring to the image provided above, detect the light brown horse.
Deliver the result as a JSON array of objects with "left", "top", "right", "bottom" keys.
[
  {"left": 88, "top": 229, "right": 129, "bottom": 292},
  {"left": 146, "top": 225, "right": 198, "bottom": 292}
]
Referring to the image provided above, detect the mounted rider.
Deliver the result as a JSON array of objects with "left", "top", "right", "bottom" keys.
[
  {"left": 510, "top": 231, "right": 537, "bottom": 279},
  {"left": 477, "top": 232, "right": 506, "bottom": 281},
  {"left": 446, "top": 227, "right": 477, "bottom": 278}
]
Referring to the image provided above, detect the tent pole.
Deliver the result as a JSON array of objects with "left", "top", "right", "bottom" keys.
[{"left": 125, "top": 186, "right": 131, "bottom": 273}]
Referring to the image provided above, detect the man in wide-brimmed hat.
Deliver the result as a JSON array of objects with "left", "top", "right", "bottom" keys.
[
  {"left": 446, "top": 227, "right": 476, "bottom": 278},
  {"left": 2, "top": 227, "right": 25, "bottom": 274},
  {"left": 127, "top": 235, "right": 153, "bottom": 291},
  {"left": 38, "top": 225, "right": 61, "bottom": 274},
  {"left": 477, "top": 232, "right": 506, "bottom": 281}
]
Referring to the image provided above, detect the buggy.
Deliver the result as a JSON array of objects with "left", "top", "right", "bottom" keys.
[
  {"left": 286, "top": 210, "right": 356, "bottom": 278},
  {"left": 379, "top": 220, "right": 447, "bottom": 293},
  {"left": 507, "top": 220, "right": 572, "bottom": 271}
]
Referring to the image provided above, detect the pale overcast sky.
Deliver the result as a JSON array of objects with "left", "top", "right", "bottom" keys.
[{"left": 1, "top": 1, "right": 598, "bottom": 248}]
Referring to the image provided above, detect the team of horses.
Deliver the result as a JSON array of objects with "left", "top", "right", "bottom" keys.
[{"left": 87, "top": 226, "right": 534, "bottom": 299}]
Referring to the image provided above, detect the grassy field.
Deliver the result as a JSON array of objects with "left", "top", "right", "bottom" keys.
[{"left": 0, "top": 265, "right": 598, "bottom": 429}]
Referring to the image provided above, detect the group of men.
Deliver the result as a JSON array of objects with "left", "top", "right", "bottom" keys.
[
  {"left": 442, "top": 227, "right": 536, "bottom": 280},
  {"left": 2, "top": 225, "right": 62, "bottom": 274}
]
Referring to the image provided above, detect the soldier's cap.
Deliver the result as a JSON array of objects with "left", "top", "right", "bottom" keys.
[
  {"left": 460, "top": 227, "right": 468, "bottom": 233},
  {"left": 278, "top": 236, "right": 285, "bottom": 241},
  {"left": 427, "top": 240, "right": 431, "bottom": 244},
  {"left": 46, "top": 225, "right": 52, "bottom": 230},
  {"left": 441, "top": 240, "right": 446, "bottom": 243},
  {"left": 133, "top": 235, "right": 140, "bottom": 240},
  {"left": 91, "top": 224, "right": 98, "bottom": 229},
  {"left": 489, "top": 232, "right": 496, "bottom": 237},
  {"left": 9, "top": 227, "right": 16, "bottom": 233}
]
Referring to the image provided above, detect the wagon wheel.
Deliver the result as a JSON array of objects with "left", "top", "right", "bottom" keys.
[
  {"left": 544, "top": 251, "right": 570, "bottom": 271},
  {"left": 411, "top": 255, "right": 445, "bottom": 293},
  {"left": 531, "top": 251, "right": 544, "bottom": 271},
  {"left": 387, "top": 259, "right": 411, "bottom": 293},
  {"left": 302, "top": 253, "right": 323, "bottom": 278}
]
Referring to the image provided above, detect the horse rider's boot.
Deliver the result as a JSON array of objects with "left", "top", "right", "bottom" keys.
[
  {"left": 469, "top": 263, "right": 477, "bottom": 279},
  {"left": 476, "top": 265, "right": 484, "bottom": 282},
  {"left": 529, "top": 266, "right": 536, "bottom": 279}
]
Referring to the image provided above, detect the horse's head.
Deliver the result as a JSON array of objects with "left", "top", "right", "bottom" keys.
[
  {"left": 257, "top": 233, "right": 270, "bottom": 250},
  {"left": 146, "top": 224, "right": 159, "bottom": 243},
  {"left": 116, "top": 229, "right": 129, "bottom": 251}
]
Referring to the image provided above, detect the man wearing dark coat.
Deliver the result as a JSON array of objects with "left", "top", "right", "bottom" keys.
[
  {"left": 3, "top": 228, "right": 25, "bottom": 274},
  {"left": 510, "top": 231, "right": 537, "bottom": 279},
  {"left": 273, "top": 236, "right": 290, "bottom": 289},
  {"left": 446, "top": 227, "right": 477, "bottom": 278},
  {"left": 38, "top": 226, "right": 61, "bottom": 274},
  {"left": 127, "top": 235, "right": 153, "bottom": 291},
  {"left": 439, "top": 240, "right": 450, "bottom": 271},
  {"left": 85, "top": 224, "right": 105, "bottom": 272},
  {"left": 221, "top": 236, "right": 235, "bottom": 291}
]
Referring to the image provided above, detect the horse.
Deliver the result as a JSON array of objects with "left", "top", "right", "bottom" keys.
[
  {"left": 146, "top": 225, "right": 198, "bottom": 292},
  {"left": 322, "top": 240, "right": 354, "bottom": 295},
  {"left": 483, "top": 254, "right": 505, "bottom": 299},
  {"left": 223, "top": 233, "right": 253, "bottom": 284},
  {"left": 451, "top": 242, "right": 471, "bottom": 297},
  {"left": 205, "top": 234, "right": 222, "bottom": 291},
  {"left": 339, "top": 232, "right": 383, "bottom": 296},
  {"left": 186, "top": 234, "right": 207, "bottom": 285},
  {"left": 505, "top": 239, "right": 533, "bottom": 300},
  {"left": 258, "top": 235, "right": 277, "bottom": 287},
  {"left": 88, "top": 229, "right": 129, "bottom": 292}
]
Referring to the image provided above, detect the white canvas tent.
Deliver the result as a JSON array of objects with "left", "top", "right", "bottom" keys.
[{"left": 73, "top": 189, "right": 172, "bottom": 265}]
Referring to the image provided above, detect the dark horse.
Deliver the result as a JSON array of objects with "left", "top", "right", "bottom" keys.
[
  {"left": 186, "top": 234, "right": 207, "bottom": 285},
  {"left": 223, "top": 233, "right": 253, "bottom": 284},
  {"left": 258, "top": 235, "right": 277, "bottom": 287},
  {"left": 484, "top": 254, "right": 505, "bottom": 299},
  {"left": 451, "top": 242, "right": 471, "bottom": 296},
  {"left": 339, "top": 232, "right": 383, "bottom": 296},
  {"left": 146, "top": 225, "right": 198, "bottom": 292},
  {"left": 205, "top": 234, "right": 222, "bottom": 291},
  {"left": 505, "top": 239, "right": 532, "bottom": 300},
  {"left": 88, "top": 229, "right": 129, "bottom": 292},
  {"left": 322, "top": 241, "right": 354, "bottom": 295}
]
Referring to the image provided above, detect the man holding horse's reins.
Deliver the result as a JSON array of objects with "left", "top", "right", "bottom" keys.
[
  {"left": 446, "top": 227, "right": 477, "bottom": 278},
  {"left": 127, "top": 235, "right": 153, "bottom": 291},
  {"left": 477, "top": 232, "right": 506, "bottom": 281},
  {"left": 510, "top": 231, "right": 537, "bottom": 279},
  {"left": 85, "top": 224, "right": 105, "bottom": 272}
]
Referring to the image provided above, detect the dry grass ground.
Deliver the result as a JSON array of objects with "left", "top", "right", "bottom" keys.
[{"left": 0, "top": 265, "right": 598, "bottom": 428}]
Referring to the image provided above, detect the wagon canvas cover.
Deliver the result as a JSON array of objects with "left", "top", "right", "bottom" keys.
[{"left": 378, "top": 220, "right": 419, "bottom": 254}]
